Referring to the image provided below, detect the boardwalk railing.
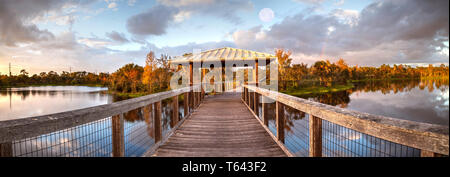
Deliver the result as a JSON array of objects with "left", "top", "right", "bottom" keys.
[
  {"left": 0, "top": 85, "right": 203, "bottom": 157},
  {"left": 242, "top": 84, "right": 449, "bottom": 157}
]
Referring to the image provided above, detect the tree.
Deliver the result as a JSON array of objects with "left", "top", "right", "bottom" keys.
[
  {"left": 110, "top": 63, "right": 144, "bottom": 93},
  {"left": 275, "top": 49, "right": 292, "bottom": 90}
]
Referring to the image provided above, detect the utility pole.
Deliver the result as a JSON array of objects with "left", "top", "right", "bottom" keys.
[
  {"left": 9, "top": 62, "right": 11, "bottom": 77},
  {"left": 70, "top": 67, "right": 72, "bottom": 73}
]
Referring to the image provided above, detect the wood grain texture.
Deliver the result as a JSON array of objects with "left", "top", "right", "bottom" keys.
[
  {"left": 151, "top": 93, "right": 287, "bottom": 157},
  {"left": 309, "top": 114, "right": 322, "bottom": 157}
]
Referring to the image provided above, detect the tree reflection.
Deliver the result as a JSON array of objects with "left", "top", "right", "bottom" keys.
[{"left": 280, "top": 78, "right": 449, "bottom": 132}]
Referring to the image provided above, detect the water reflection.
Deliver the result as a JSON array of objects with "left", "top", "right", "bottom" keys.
[
  {"left": 0, "top": 86, "right": 111, "bottom": 121},
  {"left": 294, "top": 79, "right": 449, "bottom": 125},
  {"left": 278, "top": 79, "right": 448, "bottom": 156}
]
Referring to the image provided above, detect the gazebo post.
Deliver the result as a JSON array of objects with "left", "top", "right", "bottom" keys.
[{"left": 254, "top": 60, "right": 258, "bottom": 87}]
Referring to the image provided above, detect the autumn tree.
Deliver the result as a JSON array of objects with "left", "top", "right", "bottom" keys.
[{"left": 275, "top": 49, "right": 292, "bottom": 90}]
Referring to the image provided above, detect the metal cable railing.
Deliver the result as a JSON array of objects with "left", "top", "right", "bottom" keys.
[
  {"left": 0, "top": 85, "right": 203, "bottom": 157},
  {"left": 242, "top": 85, "right": 449, "bottom": 157}
]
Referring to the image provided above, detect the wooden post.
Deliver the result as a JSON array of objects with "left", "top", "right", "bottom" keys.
[
  {"left": 0, "top": 142, "right": 13, "bottom": 157},
  {"left": 154, "top": 101, "right": 162, "bottom": 143},
  {"left": 201, "top": 69, "right": 206, "bottom": 100},
  {"left": 421, "top": 150, "right": 443, "bottom": 157},
  {"left": 254, "top": 92, "right": 259, "bottom": 116},
  {"left": 276, "top": 101, "right": 285, "bottom": 143},
  {"left": 254, "top": 60, "right": 258, "bottom": 87},
  {"left": 112, "top": 114, "right": 124, "bottom": 157},
  {"left": 262, "top": 97, "right": 268, "bottom": 126},
  {"left": 242, "top": 87, "right": 244, "bottom": 100},
  {"left": 249, "top": 90, "right": 254, "bottom": 111},
  {"left": 222, "top": 62, "right": 225, "bottom": 92},
  {"left": 193, "top": 91, "right": 197, "bottom": 109},
  {"left": 309, "top": 114, "right": 322, "bottom": 157},
  {"left": 184, "top": 92, "right": 189, "bottom": 117},
  {"left": 143, "top": 104, "right": 153, "bottom": 139},
  {"left": 244, "top": 87, "right": 248, "bottom": 104},
  {"left": 189, "top": 62, "right": 194, "bottom": 112},
  {"left": 171, "top": 95, "right": 179, "bottom": 127},
  {"left": 195, "top": 91, "right": 199, "bottom": 108}
]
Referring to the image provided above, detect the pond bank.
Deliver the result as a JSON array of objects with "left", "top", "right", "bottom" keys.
[{"left": 281, "top": 83, "right": 354, "bottom": 96}]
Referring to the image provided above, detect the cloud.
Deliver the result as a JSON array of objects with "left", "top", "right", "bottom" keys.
[
  {"left": 126, "top": 0, "right": 254, "bottom": 36},
  {"left": 0, "top": 0, "right": 63, "bottom": 46},
  {"left": 232, "top": 0, "right": 449, "bottom": 66},
  {"left": 108, "top": 2, "right": 117, "bottom": 9},
  {"left": 105, "top": 31, "right": 129, "bottom": 43},
  {"left": 158, "top": 0, "right": 254, "bottom": 24},
  {"left": 293, "top": 0, "right": 326, "bottom": 5},
  {"left": 126, "top": 5, "right": 179, "bottom": 36},
  {"left": 128, "top": 0, "right": 137, "bottom": 6},
  {"left": 0, "top": 0, "right": 96, "bottom": 46}
]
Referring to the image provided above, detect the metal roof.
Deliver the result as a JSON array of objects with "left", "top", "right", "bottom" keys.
[{"left": 170, "top": 47, "right": 277, "bottom": 64}]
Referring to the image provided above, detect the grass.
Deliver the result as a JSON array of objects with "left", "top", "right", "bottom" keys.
[
  {"left": 0, "top": 83, "right": 105, "bottom": 88},
  {"left": 281, "top": 83, "right": 354, "bottom": 96},
  {"left": 349, "top": 76, "right": 449, "bottom": 82},
  {"left": 109, "top": 91, "right": 149, "bottom": 98}
]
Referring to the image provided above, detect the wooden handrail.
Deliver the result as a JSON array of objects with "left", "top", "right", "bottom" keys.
[
  {"left": 243, "top": 85, "right": 449, "bottom": 156},
  {"left": 0, "top": 85, "right": 201, "bottom": 144}
]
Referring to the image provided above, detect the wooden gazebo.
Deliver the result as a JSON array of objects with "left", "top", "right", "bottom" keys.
[{"left": 170, "top": 47, "right": 277, "bottom": 91}]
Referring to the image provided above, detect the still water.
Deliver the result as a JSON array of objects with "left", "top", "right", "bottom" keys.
[
  {"left": 0, "top": 86, "right": 112, "bottom": 121},
  {"left": 297, "top": 79, "right": 449, "bottom": 126}
]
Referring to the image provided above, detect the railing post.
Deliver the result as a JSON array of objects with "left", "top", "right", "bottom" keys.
[
  {"left": 184, "top": 92, "right": 189, "bottom": 117},
  {"left": 189, "top": 91, "right": 193, "bottom": 112},
  {"left": 201, "top": 84, "right": 205, "bottom": 101},
  {"left": 262, "top": 96, "right": 268, "bottom": 126},
  {"left": 242, "top": 87, "right": 244, "bottom": 100},
  {"left": 197, "top": 90, "right": 201, "bottom": 107},
  {"left": 154, "top": 101, "right": 162, "bottom": 143},
  {"left": 193, "top": 91, "right": 197, "bottom": 109},
  {"left": 0, "top": 142, "right": 13, "bottom": 157},
  {"left": 309, "top": 114, "right": 322, "bottom": 157},
  {"left": 112, "top": 114, "right": 124, "bottom": 157},
  {"left": 254, "top": 92, "right": 259, "bottom": 116},
  {"left": 172, "top": 95, "right": 179, "bottom": 127},
  {"left": 276, "top": 101, "right": 285, "bottom": 143},
  {"left": 249, "top": 89, "right": 254, "bottom": 111},
  {"left": 143, "top": 104, "right": 153, "bottom": 138},
  {"left": 244, "top": 87, "right": 248, "bottom": 105}
]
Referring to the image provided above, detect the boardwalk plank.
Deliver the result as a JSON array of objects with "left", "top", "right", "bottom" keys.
[{"left": 151, "top": 93, "right": 287, "bottom": 157}]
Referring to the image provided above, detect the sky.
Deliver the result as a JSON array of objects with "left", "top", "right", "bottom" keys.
[{"left": 0, "top": 0, "right": 448, "bottom": 75}]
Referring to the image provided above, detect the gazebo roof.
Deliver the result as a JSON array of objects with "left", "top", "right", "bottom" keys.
[{"left": 170, "top": 47, "right": 276, "bottom": 64}]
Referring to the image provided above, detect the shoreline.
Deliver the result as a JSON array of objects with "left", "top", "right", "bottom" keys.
[{"left": 281, "top": 83, "right": 354, "bottom": 96}]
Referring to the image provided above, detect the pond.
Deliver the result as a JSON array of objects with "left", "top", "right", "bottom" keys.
[
  {"left": 270, "top": 79, "right": 449, "bottom": 157},
  {"left": 296, "top": 79, "right": 449, "bottom": 126}
]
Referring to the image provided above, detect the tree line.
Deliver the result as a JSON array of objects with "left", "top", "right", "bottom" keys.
[
  {"left": 0, "top": 70, "right": 110, "bottom": 87},
  {"left": 1, "top": 49, "right": 448, "bottom": 95},
  {"left": 275, "top": 49, "right": 449, "bottom": 90}
]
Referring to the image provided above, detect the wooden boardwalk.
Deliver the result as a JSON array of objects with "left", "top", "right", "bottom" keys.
[{"left": 150, "top": 93, "right": 287, "bottom": 157}]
